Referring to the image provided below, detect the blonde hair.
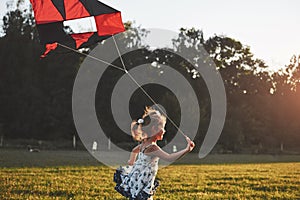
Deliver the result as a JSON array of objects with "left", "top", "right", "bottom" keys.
[{"left": 131, "top": 107, "right": 166, "bottom": 142}]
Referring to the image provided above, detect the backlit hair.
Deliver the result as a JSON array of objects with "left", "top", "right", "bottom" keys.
[{"left": 131, "top": 106, "right": 166, "bottom": 142}]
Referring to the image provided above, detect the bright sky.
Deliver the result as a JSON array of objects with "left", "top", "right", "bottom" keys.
[{"left": 0, "top": 0, "right": 299, "bottom": 70}]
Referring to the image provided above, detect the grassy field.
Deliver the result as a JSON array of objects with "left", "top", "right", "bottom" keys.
[{"left": 0, "top": 150, "right": 299, "bottom": 199}]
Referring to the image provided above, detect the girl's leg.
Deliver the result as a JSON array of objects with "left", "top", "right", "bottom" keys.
[{"left": 147, "top": 197, "right": 153, "bottom": 200}]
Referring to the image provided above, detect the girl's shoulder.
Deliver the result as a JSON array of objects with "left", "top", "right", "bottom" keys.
[
  {"left": 143, "top": 143, "right": 160, "bottom": 154},
  {"left": 132, "top": 144, "right": 141, "bottom": 153}
]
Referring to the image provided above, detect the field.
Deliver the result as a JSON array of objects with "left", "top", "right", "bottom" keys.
[{"left": 0, "top": 150, "right": 300, "bottom": 199}]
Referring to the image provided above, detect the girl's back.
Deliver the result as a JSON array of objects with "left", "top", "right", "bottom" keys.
[{"left": 115, "top": 144, "right": 159, "bottom": 199}]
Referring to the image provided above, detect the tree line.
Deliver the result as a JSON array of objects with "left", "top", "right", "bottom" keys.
[{"left": 0, "top": 4, "right": 299, "bottom": 153}]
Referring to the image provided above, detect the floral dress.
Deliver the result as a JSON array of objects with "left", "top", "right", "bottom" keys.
[{"left": 114, "top": 145, "right": 160, "bottom": 200}]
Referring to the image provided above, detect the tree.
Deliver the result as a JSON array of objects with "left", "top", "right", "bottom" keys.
[
  {"left": 0, "top": 3, "right": 80, "bottom": 139},
  {"left": 1, "top": 3, "right": 299, "bottom": 152}
]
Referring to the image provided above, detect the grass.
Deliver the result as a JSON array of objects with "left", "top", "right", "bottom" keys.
[{"left": 0, "top": 150, "right": 300, "bottom": 199}]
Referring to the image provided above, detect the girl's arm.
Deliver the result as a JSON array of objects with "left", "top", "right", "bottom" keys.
[
  {"left": 127, "top": 145, "right": 140, "bottom": 165},
  {"left": 146, "top": 137, "right": 195, "bottom": 162}
]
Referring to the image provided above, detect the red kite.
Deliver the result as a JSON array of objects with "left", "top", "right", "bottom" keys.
[{"left": 29, "top": 0, "right": 125, "bottom": 57}]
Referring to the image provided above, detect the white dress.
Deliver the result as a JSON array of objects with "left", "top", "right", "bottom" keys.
[{"left": 114, "top": 145, "right": 159, "bottom": 200}]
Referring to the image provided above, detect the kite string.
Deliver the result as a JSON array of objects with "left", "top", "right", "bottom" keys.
[
  {"left": 126, "top": 71, "right": 187, "bottom": 138},
  {"left": 112, "top": 36, "right": 127, "bottom": 72},
  {"left": 57, "top": 43, "right": 125, "bottom": 72},
  {"left": 111, "top": 35, "right": 187, "bottom": 138},
  {"left": 57, "top": 40, "right": 187, "bottom": 138}
]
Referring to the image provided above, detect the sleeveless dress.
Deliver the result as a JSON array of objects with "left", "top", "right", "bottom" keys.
[{"left": 114, "top": 145, "right": 160, "bottom": 200}]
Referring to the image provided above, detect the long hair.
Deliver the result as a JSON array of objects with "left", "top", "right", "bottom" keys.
[{"left": 131, "top": 107, "right": 166, "bottom": 142}]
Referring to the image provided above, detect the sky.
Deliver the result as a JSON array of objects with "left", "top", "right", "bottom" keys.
[{"left": 0, "top": 0, "right": 299, "bottom": 70}]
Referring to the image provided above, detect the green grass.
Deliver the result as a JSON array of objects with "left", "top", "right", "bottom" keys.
[
  {"left": 1, "top": 163, "right": 300, "bottom": 199},
  {"left": 0, "top": 150, "right": 300, "bottom": 199}
]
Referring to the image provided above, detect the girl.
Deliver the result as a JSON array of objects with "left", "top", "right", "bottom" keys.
[{"left": 114, "top": 107, "right": 195, "bottom": 200}]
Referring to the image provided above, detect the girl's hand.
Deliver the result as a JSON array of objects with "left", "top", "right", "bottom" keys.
[{"left": 185, "top": 136, "right": 195, "bottom": 152}]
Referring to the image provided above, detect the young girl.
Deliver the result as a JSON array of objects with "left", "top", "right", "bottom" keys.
[{"left": 114, "top": 107, "right": 195, "bottom": 200}]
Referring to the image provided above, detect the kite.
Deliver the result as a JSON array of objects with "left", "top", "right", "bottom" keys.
[{"left": 29, "top": 0, "right": 125, "bottom": 57}]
